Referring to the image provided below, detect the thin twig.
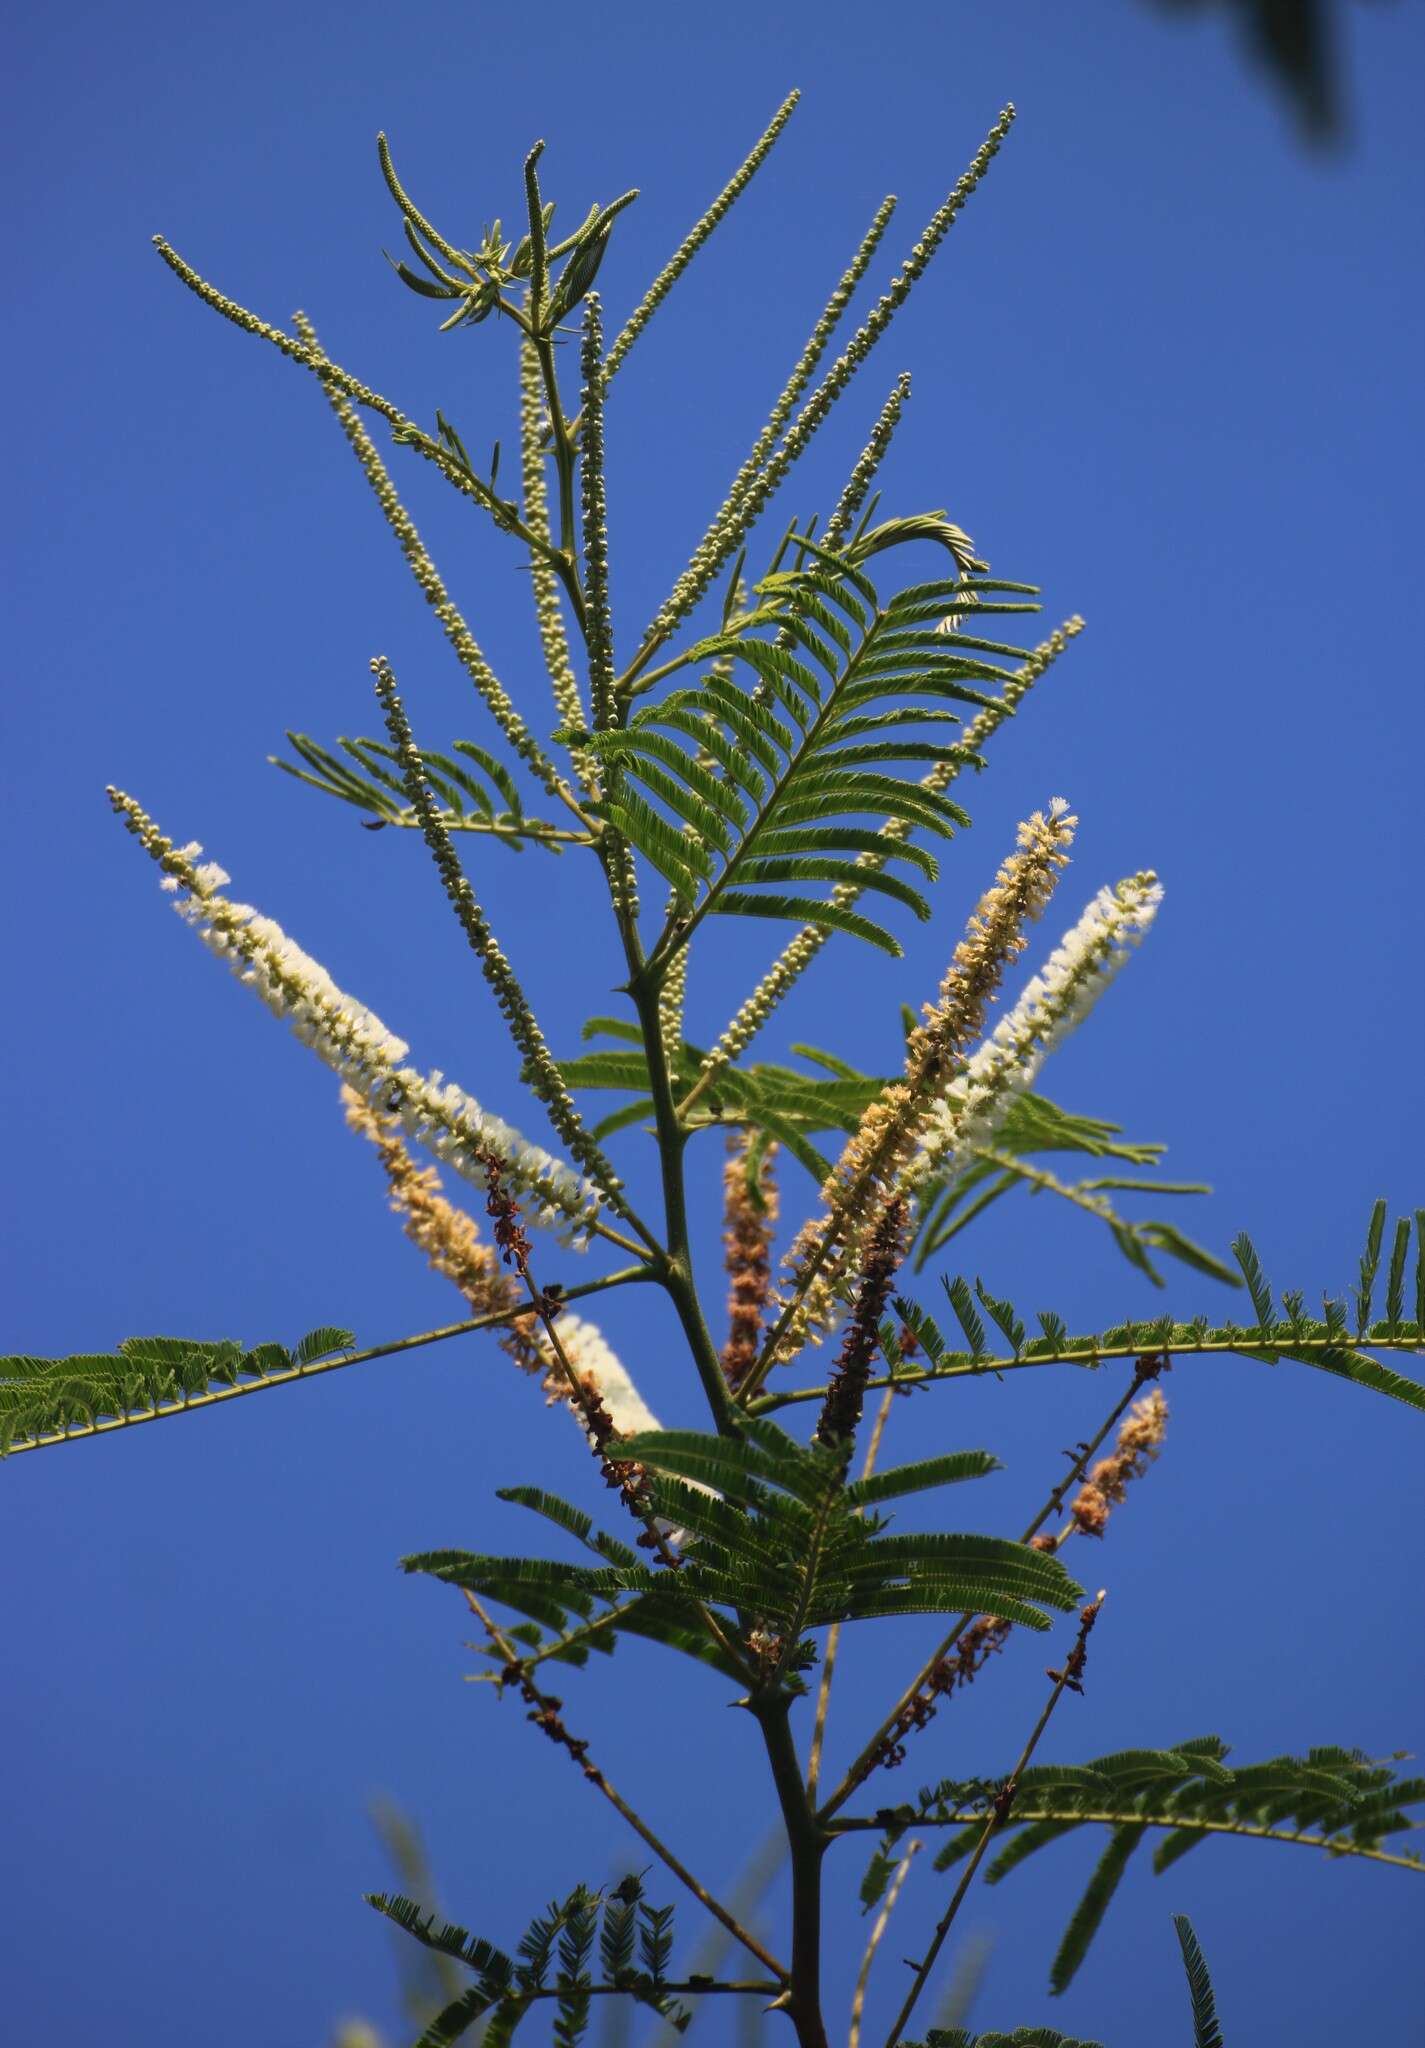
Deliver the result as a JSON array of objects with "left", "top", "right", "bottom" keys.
[
  {"left": 848, "top": 1839, "right": 922, "bottom": 2048},
  {"left": 818, "top": 1360, "right": 1158, "bottom": 1821},
  {"left": 881, "top": 1595, "right": 1105, "bottom": 2048},
  {"left": 807, "top": 1386, "right": 896, "bottom": 1798},
  {"left": 479, "top": 1161, "right": 750, "bottom": 1673},
  {"left": 650, "top": 1829, "right": 787, "bottom": 2048},
  {"left": 1, "top": 1269, "right": 654, "bottom": 1458},
  {"left": 462, "top": 1590, "right": 789, "bottom": 1981}
]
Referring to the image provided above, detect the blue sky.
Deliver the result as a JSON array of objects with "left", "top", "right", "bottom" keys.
[{"left": 3, "top": 2, "right": 1423, "bottom": 2044}]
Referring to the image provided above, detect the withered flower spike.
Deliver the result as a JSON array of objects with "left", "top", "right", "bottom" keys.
[
  {"left": 866, "top": 1612, "right": 1014, "bottom": 1773},
  {"left": 720, "top": 1133, "right": 780, "bottom": 1389},
  {"left": 1069, "top": 1386, "right": 1169, "bottom": 1540},
  {"left": 341, "top": 1085, "right": 541, "bottom": 1373},
  {"left": 776, "top": 801, "right": 1075, "bottom": 1361},
  {"left": 815, "top": 1198, "right": 908, "bottom": 1451},
  {"left": 481, "top": 1156, "right": 680, "bottom": 1568},
  {"left": 1046, "top": 1592, "right": 1106, "bottom": 1696}
]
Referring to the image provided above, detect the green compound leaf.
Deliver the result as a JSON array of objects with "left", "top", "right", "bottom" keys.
[
  {"left": 864, "top": 1206, "right": 1423, "bottom": 1417},
  {"left": 0, "top": 1327, "right": 356, "bottom": 1454},
  {"left": 1173, "top": 1915, "right": 1225, "bottom": 2048},
  {"left": 1049, "top": 1826, "right": 1148, "bottom": 1994},
  {"left": 913, "top": 1739, "right": 1421, "bottom": 1997},
  {"left": 414, "top": 1420, "right": 1078, "bottom": 1686},
  {"left": 371, "top": 1878, "right": 697, "bottom": 2044},
  {"left": 574, "top": 554, "right": 1048, "bottom": 957}
]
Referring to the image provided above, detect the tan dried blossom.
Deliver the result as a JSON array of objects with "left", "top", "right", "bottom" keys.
[
  {"left": 776, "top": 802, "right": 1076, "bottom": 1360},
  {"left": 1070, "top": 1387, "right": 1169, "bottom": 1539},
  {"left": 340, "top": 1085, "right": 541, "bottom": 1373},
  {"left": 720, "top": 1133, "right": 780, "bottom": 1389},
  {"left": 1068, "top": 1485, "right": 1111, "bottom": 1539},
  {"left": 903, "top": 800, "right": 1078, "bottom": 1083}
]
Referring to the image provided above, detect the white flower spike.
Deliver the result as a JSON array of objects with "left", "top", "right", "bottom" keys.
[{"left": 916, "top": 871, "right": 1164, "bottom": 1185}]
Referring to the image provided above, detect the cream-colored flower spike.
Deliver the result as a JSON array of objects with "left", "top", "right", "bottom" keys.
[
  {"left": 914, "top": 870, "right": 1164, "bottom": 1185},
  {"left": 761, "top": 799, "right": 1077, "bottom": 1376},
  {"left": 537, "top": 1314, "right": 662, "bottom": 1438},
  {"left": 109, "top": 791, "right": 604, "bottom": 1243}
]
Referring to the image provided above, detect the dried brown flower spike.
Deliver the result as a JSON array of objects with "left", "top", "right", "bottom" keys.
[
  {"left": 1071, "top": 1387, "right": 1169, "bottom": 1540},
  {"left": 720, "top": 1133, "right": 780, "bottom": 1389}
]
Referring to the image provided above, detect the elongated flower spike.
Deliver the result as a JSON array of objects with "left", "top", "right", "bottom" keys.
[
  {"left": 377, "top": 131, "right": 481, "bottom": 282},
  {"left": 720, "top": 1133, "right": 781, "bottom": 1390},
  {"left": 868, "top": 1384, "right": 1169, "bottom": 1774},
  {"left": 578, "top": 297, "right": 642, "bottom": 924},
  {"left": 1066, "top": 1387, "right": 1169, "bottom": 1540},
  {"left": 757, "top": 801, "right": 1075, "bottom": 1378},
  {"left": 602, "top": 89, "right": 802, "bottom": 385},
  {"left": 366, "top": 1138, "right": 664, "bottom": 1509},
  {"left": 533, "top": 1313, "right": 663, "bottom": 1439},
  {"left": 813, "top": 1197, "right": 908, "bottom": 1452},
  {"left": 658, "top": 894, "right": 690, "bottom": 1060},
  {"left": 151, "top": 240, "right": 569, "bottom": 585},
  {"left": 578, "top": 296, "right": 617, "bottom": 737},
  {"left": 820, "top": 374, "right": 912, "bottom": 551},
  {"left": 289, "top": 311, "right": 569, "bottom": 804},
  {"left": 956, "top": 614, "right": 1086, "bottom": 756},
  {"left": 744, "top": 194, "right": 899, "bottom": 477},
  {"left": 644, "top": 192, "right": 899, "bottom": 648},
  {"left": 644, "top": 108, "right": 1014, "bottom": 652},
  {"left": 518, "top": 336, "right": 588, "bottom": 746},
  {"left": 371, "top": 658, "right": 634, "bottom": 1222},
  {"left": 340, "top": 1084, "right": 538, "bottom": 1370},
  {"left": 914, "top": 868, "right": 1164, "bottom": 1185},
  {"left": 108, "top": 789, "right": 604, "bottom": 1241},
  {"left": 341, "top": 1084, "right": 660, "bottom": 1436}
]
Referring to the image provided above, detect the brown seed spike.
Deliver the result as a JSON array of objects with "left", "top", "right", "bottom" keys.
[
  {"left": 814, "top": 1198, "right": 908, "bottom": 1452},
  {"left": 720, "top": 1133, "right": 780, "bottom": 1390}
]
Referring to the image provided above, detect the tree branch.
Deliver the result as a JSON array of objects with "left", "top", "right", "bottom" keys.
[
  {"left": 881, "top": 1595, "right": 1104, "bottom": 2048},
  {"left": 462, "top": 1590, "right": 790, "bottom": 1981},
  {"left": 1, "top": 1268, "right": 655, "bottom": 1457}
]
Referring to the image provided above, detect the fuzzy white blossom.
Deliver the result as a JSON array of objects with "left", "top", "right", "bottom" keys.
[
  {"left": 539, "top": 1313, "right": 662, "bottom": 1437},
  {"left": 536, "top": 1314, "right": 713, "bottom": 1542},
  {"left": 914, "top": 871, "right": 1164, "bottom": 1185},
  {"left": 158, "top": 837, "right": 603, "bottom": 1242}
]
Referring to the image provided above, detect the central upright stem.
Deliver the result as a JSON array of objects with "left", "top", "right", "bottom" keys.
[
  {"left": 540, "top": 280, "right": 734, "bottom": 1441},
  {"left": 752, "top": 1694, "right": 831, "bottom": 2048},
  {"left": 625, "top": 947, "right": 739, "bottom": 1436}
]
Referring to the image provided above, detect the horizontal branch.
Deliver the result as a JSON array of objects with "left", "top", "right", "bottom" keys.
[
  {"left": 750, "top": 1328, "right": 1425, "bottom": 1414},
  {"left": 830, "top": 1805, "right": 1423, "bottom": 1874},
  {"left": 2, "top": 1268, "right": 654, "bottom": 1458},
  {"left": 522, "top": 1979, "right": 782, "bottom": 2000}
]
